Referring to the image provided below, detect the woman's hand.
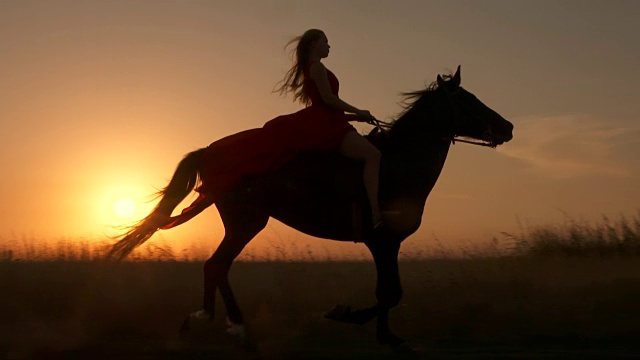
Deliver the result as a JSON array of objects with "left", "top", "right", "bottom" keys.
[{"left": 355, "top": 109, "right": 376, "bottom": 122}]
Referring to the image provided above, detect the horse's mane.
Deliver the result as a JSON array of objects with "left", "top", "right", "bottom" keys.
[
  {"left": 367, "top": 71, "right": 458, "bottom": 145},
  {"left": 395, "top": 73, "right": 453, "bottom": 121},
  {"left": 372, "top": 73, "right": 453, "bottom": 139}
]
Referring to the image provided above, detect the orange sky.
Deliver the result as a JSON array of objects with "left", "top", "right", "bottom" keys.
[{"left": 1, "top": 1, "right": 639, "bottom": 258}]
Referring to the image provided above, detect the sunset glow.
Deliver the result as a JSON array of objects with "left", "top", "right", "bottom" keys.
[
  {"left": 113, "top": 197, "right": 137, "bottom": 219},
  {"left": 1, "top": 1, "right": 638, "bottom": 258}
]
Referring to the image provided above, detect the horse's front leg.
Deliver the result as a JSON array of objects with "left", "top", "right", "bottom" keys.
[
  {"left": 325, "top": 237, "right": 404, "bottom": 345},
  {"left": 368, "top": 237, "right": 404, "bottom": 346}
]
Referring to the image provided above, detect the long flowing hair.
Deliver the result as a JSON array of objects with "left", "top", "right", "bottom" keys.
[{"left": 273, "top": 29, "right": 324, "bottom": 106}]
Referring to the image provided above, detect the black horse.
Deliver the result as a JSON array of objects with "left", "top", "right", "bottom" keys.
[{"left": 109, "top": 66, "right": 513, "bottom": 347}]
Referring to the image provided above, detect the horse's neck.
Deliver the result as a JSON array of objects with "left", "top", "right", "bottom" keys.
[{"left": 382, "top": 115, "right": 451, "bottom": 205}]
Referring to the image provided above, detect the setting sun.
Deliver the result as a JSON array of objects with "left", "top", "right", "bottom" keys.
[{"left": 113, "top": 197, "right": 137, "bottom": 219}]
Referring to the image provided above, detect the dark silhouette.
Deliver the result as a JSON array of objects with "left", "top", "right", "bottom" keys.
[{"left": 109, "top": 66, "right": 514, "bottom": 347}]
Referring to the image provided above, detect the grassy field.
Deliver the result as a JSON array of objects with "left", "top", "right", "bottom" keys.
[
  {"left": 2, "top": 257, "right": 640, "bottom": 359},
  {"left": 2, "top": 213, "right": 640, "bottom": 359}
]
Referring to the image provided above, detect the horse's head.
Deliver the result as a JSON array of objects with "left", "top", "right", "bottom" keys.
[{"left": 436, "top": 65, "right": 513, "bottom": 146}]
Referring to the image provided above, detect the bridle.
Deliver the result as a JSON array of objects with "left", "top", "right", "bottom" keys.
[
  {"left": 446, "top": 136, "right": 497, "bottom": 148},
  {"left": 367, "top": 117, "right": 497, "bottom": 149}
]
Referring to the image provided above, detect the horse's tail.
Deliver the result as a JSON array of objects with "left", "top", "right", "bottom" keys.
[{"left": 108, "top": 148, "right": 206, "bottom": 260}]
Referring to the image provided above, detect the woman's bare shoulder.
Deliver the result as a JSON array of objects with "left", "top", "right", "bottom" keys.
[{"left": 309, "top": 61, "right": 327, "bottom": 80}]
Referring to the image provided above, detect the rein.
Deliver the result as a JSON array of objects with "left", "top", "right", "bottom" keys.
[
  {"left": 368, "top": 118, "right": 496, "bottom": 149},
  {"left": 369, "top": 118, "right": 393, "bottom": 131},
  {"left": 445, "top": 137, "right": 496, "bottom": 148}
]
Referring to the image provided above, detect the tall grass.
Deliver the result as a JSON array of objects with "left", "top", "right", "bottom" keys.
[
  {"left": 0, "top": 236, "right": 189, "bottom": 262},
  {"left": 503, "top": 211, "right": 640, "bottom": 257},
  {"left": 3, "top": 211, "right": 640, "bottom": 262}
]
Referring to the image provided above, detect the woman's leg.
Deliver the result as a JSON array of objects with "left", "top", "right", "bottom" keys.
[{"left": 339, "top": 131, "right": 383, "bottom": 226}]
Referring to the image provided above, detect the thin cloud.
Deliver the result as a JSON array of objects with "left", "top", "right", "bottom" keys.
[{"left": 498, "top": 115, "right": 640, "bottom": 178}]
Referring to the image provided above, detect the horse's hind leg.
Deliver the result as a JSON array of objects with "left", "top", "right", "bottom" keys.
[
  {"left": 203, "top": 205, "right": 268, "bottom": 323},
  {"left": 211, "top": 206, "right": 268, "bottom": 351},
  {"left": 182, "top": 203, "right": 267, "bottom": 346}
]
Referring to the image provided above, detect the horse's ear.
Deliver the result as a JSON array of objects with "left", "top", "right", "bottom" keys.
[
  {"left": 437, "top": 74, "right": 445, "bottom": 88},
  {"left": 452, "top": 65, "right": 461, "bottom": 87}
]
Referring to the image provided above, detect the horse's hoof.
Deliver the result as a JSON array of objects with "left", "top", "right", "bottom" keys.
[
  {"left": 226, "top": 317, "right": 246, "bottom": 337},
  {"left": 190, "top": 309, "right": 213, "bottom": 321},
  {"left": 226, "top": 318, "right": 257, "bottom": 352},
  {"left": 324, "top": 304, "right": 352, "bottom": 323},
  {"left": 179, "top": 309, "right": 213, "bottom": 338}
]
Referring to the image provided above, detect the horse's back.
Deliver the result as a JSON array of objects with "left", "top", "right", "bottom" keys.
[{"left": 217, "top": 152, "right": 368, "bottom": 241}]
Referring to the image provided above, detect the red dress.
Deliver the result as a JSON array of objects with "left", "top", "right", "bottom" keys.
[{"left": 162, "top": 65, "right": 355, "bottom": 228}]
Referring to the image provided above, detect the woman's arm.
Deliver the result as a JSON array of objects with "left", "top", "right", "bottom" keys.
[{"left": 309, "top": 62, "right": 372, "bottom": 121}]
